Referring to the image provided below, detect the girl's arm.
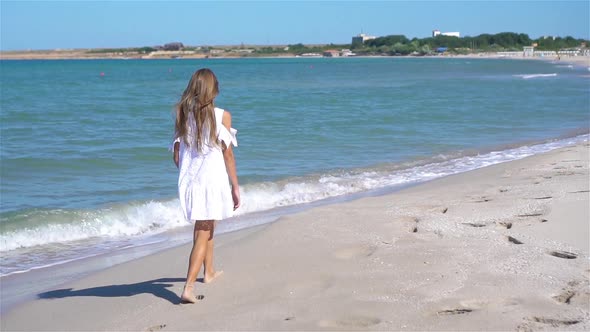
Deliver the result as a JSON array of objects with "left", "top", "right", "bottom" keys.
[
  {"left": 221, "top": 111, "right": 240, "bottom": 210},
  {"left": 173, "top": 142, "right": 180, "bottom": 168}
]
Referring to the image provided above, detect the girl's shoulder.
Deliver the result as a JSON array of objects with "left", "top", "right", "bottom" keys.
[
  {"left": 214, "top": 107, "right": 225, "bottom": 120},
  {"left": 215, "top": 107, "right": 233, "bottom": 124}
]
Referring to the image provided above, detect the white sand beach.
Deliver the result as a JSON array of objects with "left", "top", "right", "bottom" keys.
[{"left": 2, "top": 143, "right": 589, "bottom": 331}]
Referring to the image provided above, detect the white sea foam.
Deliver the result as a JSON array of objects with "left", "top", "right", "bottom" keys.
[
  {"left": 1, "top": 135, "right": 587, "bottom": 254},
  {"left": 514, "top": 73, "right": 558, "bottom": 79},
  {"left": 238, "top": 135, "right": 587, "bottom": 215},
  {"left": 0, "top": 201, "right": 186, "bottom": 252}
]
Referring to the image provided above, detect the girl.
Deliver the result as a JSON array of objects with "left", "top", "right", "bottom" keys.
[{"left": 173, "top": 68, "right": 240, "bottom": 304}]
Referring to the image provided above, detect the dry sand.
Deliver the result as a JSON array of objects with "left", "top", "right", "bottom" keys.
[
  {"left": 2, "top": 143, "right": 589, "bottom": 331},
  {"left": 555, "top": 56, "right": 590, "bottom": 67}
]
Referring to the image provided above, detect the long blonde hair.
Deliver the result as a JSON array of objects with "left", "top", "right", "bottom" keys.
[{"left": 175, "top": 68, "right": 219, "bottom": 152}]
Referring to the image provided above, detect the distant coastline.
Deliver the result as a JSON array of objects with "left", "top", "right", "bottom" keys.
[
  {"left": 1, "top": 47, "right": 589, "bottom": 69},
  {"left": 3, "top": 31, "right": 589, "bottom": 62}
]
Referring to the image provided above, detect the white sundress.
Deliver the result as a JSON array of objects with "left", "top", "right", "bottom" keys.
[{"left": 173, "top": 107, "right": 237, "bottom": 221}]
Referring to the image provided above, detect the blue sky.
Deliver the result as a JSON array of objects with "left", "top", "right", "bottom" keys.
[{"left": 1, "top": 1, "right": 589, "bottom": 51}]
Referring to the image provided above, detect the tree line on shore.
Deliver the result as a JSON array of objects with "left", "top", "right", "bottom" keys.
[
  {"left": 268, "top": 32, "right": 588, "bottom": 56},
  {"left": 354, "top": 32, "right": 587, "bottom": 55},
  {"left": 86, "top": 32, "right": 588, "bottom": 57}
]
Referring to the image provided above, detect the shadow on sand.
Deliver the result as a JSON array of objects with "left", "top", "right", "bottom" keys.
[{"left": 38, "top": 277, "right": 187, "bottom": 304}]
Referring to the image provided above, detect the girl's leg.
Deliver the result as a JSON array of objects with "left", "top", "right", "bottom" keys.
[
  {"left": 203, "top": 222, "right": 223, "bottom": 283},
  {"left": 181, "top": 220, "right": 213, "bottom": 303}
]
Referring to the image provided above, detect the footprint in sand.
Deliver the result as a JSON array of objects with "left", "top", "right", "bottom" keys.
[
  {"left": 333, "top": 245, "right": 377, "bottom": 260},
  {"left": 568, "top": 190, "right": 589, "bottom": 194},
  {"left": 397, "top": 216, "right": 419, "bottom": 233},
  {"left": 146, "top": 324, "right": 166, "bottom": 332},
  {"left": 507, "top": 236, "right": 524, "bottom": 245},
  {"left": 530, "top": 316, "right": 581, "bottom": 327},
  {"left": 516, "top": 212, "right": 547, "bottom": 224},
  {"left": 497, "top": 221, "right": 512, "bottom": 229},
  {"left": 437, "top": 308, "right": 473, "bottom": 316},
  {"left": 547, "top": 250, "right": 577, "bottom": 259},
  {"left": 517, "top": 213, "right": 543, "bottom": 218},
  {"left": 318, "top": 316, "right": 381, "bottom": 328},
  {"left": 553, "top": 289, "right": 576, "bottom": 304},
  {"left": 517, "top": 317, "right": 582, "bottom": 332},
  {"left": 532, "top": 196, "right": 552, "bottom": 200},
  {"left": 462, "top": 222, "right": 487, "bottom": 228},
  {"left": 553, "top": 280, "right": 585, "bottom": 304}
]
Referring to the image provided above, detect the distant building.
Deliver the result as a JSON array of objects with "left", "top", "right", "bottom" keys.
[
  {"left": 340, "top": 49, "right": 356, "bottom": 56},
  {"left": 522, "top": 46, "right": 535, "bottom": 57},
  {"left": 299, "top": 53, "right": 322, "bottom": 57},
  {"left": 323, "top": 49, "right": 356, "bottom": 57},
  {"left": 523, "top": 46, "right": 534, "bottom": 57},
  {"left": 497, "top": 51, "right": 524, "bottom": 57},
  {"left": 432, "top": 30, "right": 460, "bottom": 38},
  {"left": 323, "top": 50, "right": 340, "bottom": 57},
  {"left": 163, "top": 42, "right": 184, "bottom": 51},
  {"left": 535, "top": 50, "right": 557, "bottom": 57},
  {"left": 352, "top": 33, "right": 376, "bottom": 45},
  {"left": 232, "top": 48, "right": 254, "bottom": 54},
  {"left": 557, "top": 49, "right": 579, "bottom": 56}
]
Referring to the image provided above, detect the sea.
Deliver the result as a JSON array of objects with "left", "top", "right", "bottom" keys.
[{"left": 1, "top": 57, "right": 589, "bottom": 310}]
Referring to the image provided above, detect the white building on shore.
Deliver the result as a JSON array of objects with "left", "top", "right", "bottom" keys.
[
  {"left": 497, "top": 46, "right": 573, "bottom": 58},
  {"left": 352, "top": 33, "right": 376, "bottom": 45},
  {"left": 432, "top": 30, "right": 460, "bottom": 38},
  {"left": 523, "top": 46, "right": 534, "bottom": 57}
]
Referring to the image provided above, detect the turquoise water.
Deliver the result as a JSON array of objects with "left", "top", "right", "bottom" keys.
[{"left": 1, "top": 57, "right": 589, "bottom": 277}]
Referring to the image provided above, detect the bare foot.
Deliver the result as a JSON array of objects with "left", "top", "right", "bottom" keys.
[
  {"left": 204, "top": 270, "right": 223, "bottom": 284},
  {"left": 180, "top": 284, "right": 197, "bottom": 304}
]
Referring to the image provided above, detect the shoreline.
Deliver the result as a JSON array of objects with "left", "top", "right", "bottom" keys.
[
  {"left": 1, "top": 49, "right": 588, "bottom": 68},
  {"left": 2, "top": 141, "right": 588, "bottom": 331},
  {"left": 1, "top": 133, "right": 588, "bottom": 314},
  {"left": 1, "top": 132, "right": 587, "bottom": 275}
]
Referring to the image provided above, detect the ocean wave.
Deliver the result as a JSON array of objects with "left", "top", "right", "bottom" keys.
[
  {"left": 514, "top": 73, "right": 558, "bottom": 79},
  {"left": 0, "top": 201, "right": 186, "bottom": 252},
  {"left": 1, "top": 134, "right": 587, "bottom": 252}
]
